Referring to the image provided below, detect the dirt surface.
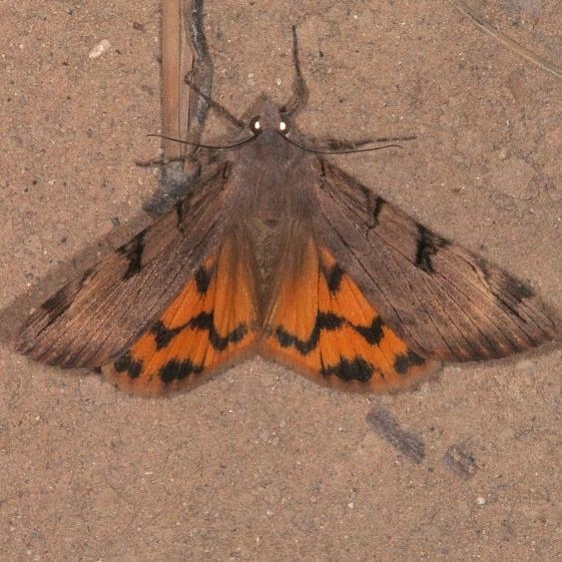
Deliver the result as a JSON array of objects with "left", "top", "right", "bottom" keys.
[{"left": 1, "top": 1, "right": 561, "bottom": 560}]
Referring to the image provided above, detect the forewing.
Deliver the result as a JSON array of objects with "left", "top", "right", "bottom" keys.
[
  {"left": 105, "top": 229, "right": 259, "bottom": 394},
  {"left": 15, "top": 166, "right": 231, "bottom": 368},
  {"left": 314, "top": 160, "right": 559, "bottom": 361},
  {"left": 261, "top": 223, "right": 437, "bottom": 391}
]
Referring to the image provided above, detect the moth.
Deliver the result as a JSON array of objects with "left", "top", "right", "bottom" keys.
[{"left": 15, "top": 30, "right": 559, "bottom": 395}]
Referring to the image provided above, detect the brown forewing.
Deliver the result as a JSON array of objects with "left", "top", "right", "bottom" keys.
[
  {"left": 15, "top": 166, "right": 231, "bottom": 367},
  {"left": 313, "top": 160, "right": 559, "bottom": 361}
]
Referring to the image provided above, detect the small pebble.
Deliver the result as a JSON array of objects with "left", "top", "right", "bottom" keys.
[{"left": 89, "top": 39, "right": 111, "bottom": 59}]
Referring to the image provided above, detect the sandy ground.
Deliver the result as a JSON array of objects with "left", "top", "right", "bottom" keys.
[{"left": 1, "top": 1, "right": 561, "bottom": 560}]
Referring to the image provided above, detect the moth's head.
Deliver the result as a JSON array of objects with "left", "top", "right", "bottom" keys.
[{"left": 246, "top": 96, "right": 290, "bottom": 137}]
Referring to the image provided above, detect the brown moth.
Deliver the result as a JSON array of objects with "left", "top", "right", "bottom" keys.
[{"left": 15, "top": 29, "right": 559, "bottom": 395}]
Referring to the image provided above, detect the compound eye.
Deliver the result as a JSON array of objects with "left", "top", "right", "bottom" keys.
[
  {"left": 278, "top": 119, "right": 288, "bottom": 135},
  {"left": 250, "top": 116, "right": 261, "bottom": 134}
]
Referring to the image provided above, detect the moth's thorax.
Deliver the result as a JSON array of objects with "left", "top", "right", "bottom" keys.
[{"left": 233, "top": 128, "right": 318, "bottom": 223}]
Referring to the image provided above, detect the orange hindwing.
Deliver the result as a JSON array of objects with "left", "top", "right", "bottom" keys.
[
  {"left": 105, "top": 234, "right": 258, "bottom": 394},
  {"left": 262, "top": 237, "right": 437, "bottom": 391}
]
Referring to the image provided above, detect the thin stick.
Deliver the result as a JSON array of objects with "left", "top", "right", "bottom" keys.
[
  {"left": 446, "top": 0, "right": 562, "bottom": 79},
  {"left": 161, "top": 0, "right": 189, "bottom": 160}
]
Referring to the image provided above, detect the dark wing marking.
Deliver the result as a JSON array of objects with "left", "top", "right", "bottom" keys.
[
  {"left": 314, "top": 160, "right": 559, "bottom": 361},
  {"left": 15, "top": 166, "right": 230, "bottom": 367}
]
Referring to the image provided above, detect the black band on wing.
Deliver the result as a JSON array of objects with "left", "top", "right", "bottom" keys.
[{"left": 272, "top": 313, "right": 385, "bottom": 355}]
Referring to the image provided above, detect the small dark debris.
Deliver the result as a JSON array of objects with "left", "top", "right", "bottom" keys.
[
  {"left": 443, "top": 444, "right": 479, "bottom": 480},
  {"left": 366, "top": 405, "right": 425, "bottom": 464},
  {"left": 143, "top": 162, "right": 193, "bottom": 217}
]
